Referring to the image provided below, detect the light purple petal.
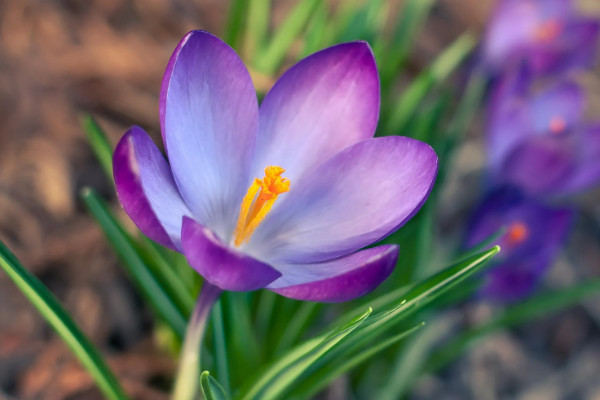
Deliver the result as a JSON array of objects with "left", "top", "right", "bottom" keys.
[
  {"left": 529, "top": 81, "right": 584, "bottom": 133},
  {"left": 252, "top": 41, "right": 380, "bottom": 183},
  {"left": 162, "top": 30, "right": 259, "bottom": 239},
  {"left": 181, "top": 217, "right": 281, "bottom": 291},
  {"left": 483, "top": 0, "right": 541, "bottom": 68},
  {"left": 498, "top": 134, "right": 575, "bottom": 196},
  {"left": 246, "top": 136, "right": 437, "bottom": 264},
  {"left": 113, "top": 126, "right": 192, "bottom": 251},
  {"left": 465, "top": 187, "right": 574, "bottom": 262},
  {"left": 530, "top": 19, "right": 600, "bottom": 74},
  {"left": 486, "top": 68, "right": 532, "bottom": 171},
  {"left": 159, "top": 31, "right": 192, "bottom": 143},
  {"left": 557, "top": 124, "right": 600, "bottom": 193},
  {"left": 269, "top": 245, "right": 398, "bottom": 303}
]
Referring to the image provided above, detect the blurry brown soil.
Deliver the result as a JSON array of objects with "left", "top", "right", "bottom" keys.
[{"left": 0, "top": 0, "right": 599, "bottom": 399}]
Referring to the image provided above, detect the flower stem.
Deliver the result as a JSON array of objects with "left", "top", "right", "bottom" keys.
[{"left": 172, "top": 282, "right": 222, "bottom": 400}]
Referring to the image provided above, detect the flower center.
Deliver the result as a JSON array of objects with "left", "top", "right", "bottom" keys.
[
  {"left": 533, "top": 19, "right": 563, "bottom": 43},
  {"left": 549, "top": 116, "right": 566, "bottom": 135},
  {"left": 505, "top": 221, "right": 529, "bottom": 247},
  {"left": 233, "top": 166, "right": 290, "bottom": 247}
]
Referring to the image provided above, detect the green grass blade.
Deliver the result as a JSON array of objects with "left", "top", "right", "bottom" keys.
[
  {"left": 138, "top": 237, "right": 195, "bottom": 316},
  {"left": 244, "top": 0, "right": 271, "bottom": 57},
  {"left": 211, "top": 299, "right": 231, "bottom": 397},
  {"left": 425, "top": 278, "right": 600, "bottom": 374},
  {"left": 253, "top": 0, "right": 320, "bottom": 74},
  {"left": 200, "top": 371, "right": 229, "bottom": 400},
  {"left": 82, "top": 115, "right": 113, "bottom": 179},
  {"left": 81, "top": 188, "right": 186, "bottom": 340},
  {"left": 238, "top": 308, "right": 372, "bottom": 400},
  {"left": 379, "top": 0, "right": 436, "bottom": 87},
  {"left": 224, "top": 0, "right": 249, "bottom": 50},
  {"left": 377, "top": 317, "right": 452, "bottom": 400},
  {"left": 383, "top": 32, "right": 476, "bottom": 134},
  {"left": 289, "top": 322, "right": 425, "bottom": 400},
  {"left": 0, "top": 241, "right": 130, "bottom": 400}
]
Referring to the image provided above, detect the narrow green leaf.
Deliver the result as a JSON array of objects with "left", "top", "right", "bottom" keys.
[
  {"left": 383, "top": 32, "right": 476, "bottom": 134},
  {"left": 0, "top": 241, "right": 130, "bottom": 400},
  {"left": 200, "top": 371, "right": 229, "bottom": 400},
  {"left": 81, "top": 188, "right": 186, "bottom": 339},
  {"left": 245, "top": 0, "right": 271, "bottom": 56},
  {"left": 82, "top": 115, "right": 113, "bottom": 178},
  {"left": 238, "top": 308, "right": 372, "bottom": 400},
  {"left": 211, "top": 299, "right": 231, "bottom": 397},
  {"left": 379, "top": 0, "right": 436, "bottom": 86},
  {"left": 425, "top": 278, "right": 600, "bottom": 374},
  {"left": 377, "top": 318, "right": 451, "bottom": 400},
  {"left": 224, "top": 0, "right": 249, "bottom": 50},
  {"left": 289, "top": 322, "right": 425, "bottom": 400},
  {"left": 274, "top": 301, "right": 321, "bottom": 355},
  {"left": 137, "top": 237, "right": 195, "bottom": 316},
  {"left": 253, "top": 0, "right": 320, "bottom": 74},
  {"left": 223, "top": 293, "right": 261, "bottom": 380},
  {"left": 300, "top": 0, "right": 329, "bottom": 57}
]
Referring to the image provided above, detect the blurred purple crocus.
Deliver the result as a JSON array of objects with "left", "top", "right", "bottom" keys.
[
  {"left": 113, "top": 31, "right": 438, "bottom": 303},
  {"left": 465, "top": 188, "right": 573, "bottom": 301},
  {"left": 487, "top": 69, "right": 600, "bottom": 197},
  {"left": 482, "top": 0, "right": 599, "bottom": 75}
]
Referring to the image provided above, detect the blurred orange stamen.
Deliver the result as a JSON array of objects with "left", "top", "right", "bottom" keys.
[
  {"left": 549, "top": 116, "right": 566, "bottom": 134},
  {"left": 533, "top": 20, "right": 563, "bottom": 42},
  {"left": 506, "top": 221, "right": 529, "bottom": 247}
]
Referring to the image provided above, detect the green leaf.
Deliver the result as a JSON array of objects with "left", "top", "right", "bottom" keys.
[
  {"left": 211, "top": 298, "right": 231, "bottom": 397},
  {"left": 237, "top": 308, "right": 372, "bottom": 400},
  {"left": 425, "top": 277, "right": 600, "bottom": 374},
  {"left": 377, "top": 317, "right": 452, "bottom": 400},
  {"left": 383, "top": 32, "right": 476, "bottom": 134},
  {"left": 289, "top": 322, "right": 425, "bottom": 400},
  {"left": 379, "top": 0, "right": 436, "bottom": 87},
  {"left": 137, "top": 236, "right": 195, "bottom": 317},
  {"left": 252, "top": 0, "right": 320, "bottom": 74},
  {"left": 81, "top": 187, "right": 186, "bottom": 340},
  {"left": 82, "top": 115, "right": 113, "bottom": 179},
  {"left": 224, "top": 0, "right": 249, "bottom": 50},
  {"left": 200, "top": 371, "right": 229, "bottom": 400},
  {"left": 0, "top": 241, "right": 130, "bottom": 400},
  {"left": 244, "top": 0, "right": 272, "bottom": 57}
]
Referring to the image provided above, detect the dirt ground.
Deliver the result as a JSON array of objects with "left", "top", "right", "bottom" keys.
[{"left": 1, "top": 1, "right": 599, "bottom": 399}]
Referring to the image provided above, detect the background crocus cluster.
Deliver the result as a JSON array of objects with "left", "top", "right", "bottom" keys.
[{"left": 469, "top": 0, "right": 600, "bottom": 301}]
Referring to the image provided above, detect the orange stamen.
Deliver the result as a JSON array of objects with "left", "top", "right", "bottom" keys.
[
  {"left": 233, "top": 166, "right": 290, "bottom": 247},
  {"left": 505, "top": 221, "right": 529, "bottom": 247},
  {"left": 549, "top": 116, "right": 566, "bottom": 134},
  {"left": 533, "top": 19, "right": 563, "bottom": 43}
]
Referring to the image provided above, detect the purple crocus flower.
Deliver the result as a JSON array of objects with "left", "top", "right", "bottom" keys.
[
  {"left": 487, "top": 69, "right": 600, "bottom": 197},
  {"left": 465, "top": 188, "right": 573, "bottom": 301},
  {"left": 113, "top": 31, "right": 438, "bottom": 303},
  {"left": 482, "top": 0, "right": 599, "bottom": 75}
]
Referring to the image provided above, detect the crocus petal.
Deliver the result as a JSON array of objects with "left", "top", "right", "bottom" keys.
[
  {"left": 480, "top": 256, "right": 549, "bottom": 302},
  {"left": 247, "top": 136, "right": 437, "bottom": 264},
  {"left": 113, "top": 126, "right": 192, "bottom": 251},
  {"left": 529, "top": 81, "right": 584, "bottom": 133},
  {"left": 252, "top": 41, "right": 380, "bottom": 182},
  {"left": 181, "top": 217, "right": 281, "bottom": 291},
  {"left": 487, "top": 68, "right": 532, "bottom": 171},
  {"left": 465, "top": 187, "right": 573, "bottom": 262},
  {"left": 531, "top": 19, "right": 600, "bottom": 74},
  {"left": 497, "top": 134, "right": 575, "bottom": 196},
  {"left": 162, "top": 30, "right": 259, "bottom": 239},
  {"left": 269, "top": 245, "right": 398, "bottom": 303},
  {"left": 557, "top": 125, "right": 600, "bottom": 193}
]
